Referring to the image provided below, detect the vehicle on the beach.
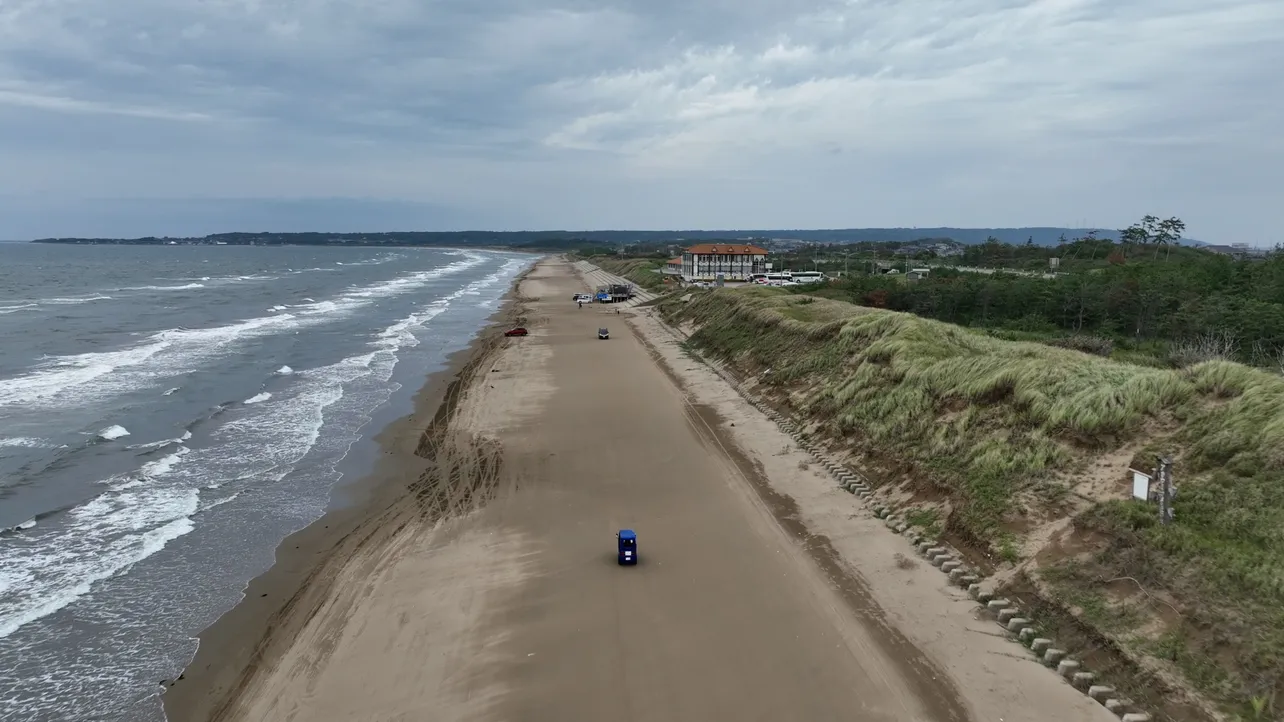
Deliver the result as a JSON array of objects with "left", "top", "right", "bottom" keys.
[
  {"left": 574, "top": 293, "right": 593, "bottom": 303},
  {"left": 617, "top": 529, "right": 637, "bottom": 565},
  {"left": 598, "top": 327, "right": 609, "bottom": 340},
  {"left": 504, "top": 327, "right": 529, "bottom": 337}
]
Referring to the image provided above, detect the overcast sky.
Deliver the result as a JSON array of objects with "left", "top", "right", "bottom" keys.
[{"left": 1, "top": 0, "right": 1281, "bottom": 242}]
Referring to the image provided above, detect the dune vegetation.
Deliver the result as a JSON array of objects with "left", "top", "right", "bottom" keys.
[
  {"left": 591, "top": 258, "right": 669, "bottom": 292},
  {"left": 658, "top": 285, "right": 1284, "bottom": 720}
]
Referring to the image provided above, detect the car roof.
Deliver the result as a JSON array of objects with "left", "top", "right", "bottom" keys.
[{"left": 618, "top": 529, "right": 636, "bottom": 539}]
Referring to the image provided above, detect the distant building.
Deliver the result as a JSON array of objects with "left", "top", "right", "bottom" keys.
[
  {"left": 682, "top": 243, "right": 768, "bottom": 281},
  {"left": 664, "top": 257, "right": 684, "bottom": 275},
  {"left": 907, "top": 268, "right": 931, "bottom": 280}
]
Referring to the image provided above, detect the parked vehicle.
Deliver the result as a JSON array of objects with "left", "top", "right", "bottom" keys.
[
  {"left": 617, "top": 529, "right": 637, "bottom": 565},
  {"left": 504, "top": 327, "right": 529, "bottom": 337},
  {"left": 598, "top": 327, "right": 609, "bottom": 340}
]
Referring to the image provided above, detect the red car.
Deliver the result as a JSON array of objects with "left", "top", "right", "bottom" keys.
[{"left": 503, "top": 327, "right": 529, "bottom": 337}]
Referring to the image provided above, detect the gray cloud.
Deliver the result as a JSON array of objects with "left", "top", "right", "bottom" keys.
[{"left": 0, "top": 0, "right": 1280, "bottom": 242}]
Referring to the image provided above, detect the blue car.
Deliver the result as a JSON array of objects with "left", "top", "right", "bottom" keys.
[{"left": 617, "top": 529, "right": 637, "bottom": 565}]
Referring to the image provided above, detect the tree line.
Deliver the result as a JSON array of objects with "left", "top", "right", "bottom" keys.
[{"left": 801, "top": 218, "right": 1283, "bottom": 366}]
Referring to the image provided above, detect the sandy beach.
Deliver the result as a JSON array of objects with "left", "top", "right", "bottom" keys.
[{"left": 165, "top": 257, "right": 1117, "bottom": 722}]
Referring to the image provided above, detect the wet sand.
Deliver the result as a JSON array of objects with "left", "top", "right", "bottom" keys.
[{"left": 166, "top": 257, "right": 1113, "bottom": 722}]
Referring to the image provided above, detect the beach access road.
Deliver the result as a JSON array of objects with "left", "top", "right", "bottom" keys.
[{"left": 199, "top": 257, "right": 1052, "bottom": 722}]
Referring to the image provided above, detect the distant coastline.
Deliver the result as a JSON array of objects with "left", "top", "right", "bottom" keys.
[{"left": 24, "top": 226, "right": 1190, "bottom": 249}]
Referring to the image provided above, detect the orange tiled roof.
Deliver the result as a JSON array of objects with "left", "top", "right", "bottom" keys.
[
  {"left": 684, "top": 244, "right": 768, "bottom": 255},
  {"left": 667, "top": 257, "right": 684, "bottom": 264}
]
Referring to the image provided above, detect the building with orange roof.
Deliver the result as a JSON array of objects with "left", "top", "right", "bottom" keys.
[{"left": 681, "top": 243, "right": 768, "bottom": 281}]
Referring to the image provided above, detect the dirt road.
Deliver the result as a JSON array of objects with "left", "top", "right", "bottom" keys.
[{"left": 210, "top": 258, "right": 969, "bottom": 722}]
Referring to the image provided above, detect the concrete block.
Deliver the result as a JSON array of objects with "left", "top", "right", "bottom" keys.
[
  {"left": 941, "top": 560, "right": 961, "bottom": 573},
  {"left": 976, "top": 591, "right": 994, "bottom": 605},
  {"left": 929, "top": 552, "right": 951, "bottom": 566},
  {"left": 1006, "top": 617, "right": 1030, "bottom": 633},
  {"left": 1072, "top": 672, "right": 1095, "bottom": 690},
  {"left": 947, "top": 568, "right": 967, "bottom": 583},
  {"left": 1043, "top": 649, "right": 1066, "bottom": 667},
  {"left": 1087, "top": 686, "right": 1115, "bottom": 702},
  {"left": 1057, "top": 659, "right": 1080, "bottom": 678},
  {"left": 996, "top": 608, "right": 1019, "bottom": 625},
  {"left": 1031, "top": 638, "right": 1052, "bottom": 654},
  {"left": 918, "top": 542, "right": 935, "bottom": 555},
  {"left": 1121, "top": 715, "right": 1151, "bottom": 722},
  {"left": 967, "top": 584, "right": 982, "bottom": 600},
  {"left": 960, "top": 575, "right": 980, "bottom": 586},
  {"left": 985, "top": 599, "right": 1010, "bottom": 614},
  {"left": 1104, "top": 699, "right": 1126, "bottom": 714},
  {"left": 1018, "top": 627, "right": 1037, "bottom": 643}
]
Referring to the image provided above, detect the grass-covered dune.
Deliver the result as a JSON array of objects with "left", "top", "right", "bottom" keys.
[
  {"left": 591, "top": 258, "right": 669, "bottom": 292},
  {"left": 659, "top": 285, "right": 1284, "bottom": 720}
]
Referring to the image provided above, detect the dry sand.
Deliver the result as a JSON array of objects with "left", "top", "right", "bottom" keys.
[{"left": 168, "top": 258, "right": 1115, "bottom": 722}]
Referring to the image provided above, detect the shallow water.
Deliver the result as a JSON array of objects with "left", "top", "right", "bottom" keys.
[{"left": 0, "top": 242, "right": 534, "bottom": 721}]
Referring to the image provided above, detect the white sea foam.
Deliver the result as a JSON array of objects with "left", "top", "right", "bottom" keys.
[
  {"left": 120, "top": 283, "right": 205, "bottom": 292},
  {"left": 162, "top": 387, "right": 180, "bottom": 396},
  {"left": 244, "top": 392, "right": 272, "bottom": 404},
  {"left": 0, "top": 254, "right": 490, "bottom": 411},
  {"left": 97, "top": 425, "right": 130, "bottom": 441},
  {"left": 137, "top": 447, "right": 189, "bottom": 479},
  {"left": 36, "top": 295, "right": 113, "bottom": 305},
  {"left": 0, "top": 437, "right": 50, "bottom": 448},
  {"left": 0, "top": 253, "right": 531, "bottom": 644},
  {"left": 0, "top": 484, "right": 198, "bottom": 639},
  {"left": 124, "top": 431, "right": 191, "bottom": 451},
  {"left": 275, "top": 365, "right": 294, "bottom": 375}
]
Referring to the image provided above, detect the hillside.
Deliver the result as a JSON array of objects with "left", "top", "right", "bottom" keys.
[{"left": 658, "top": 286, "right": 1284, "bottom": 721}]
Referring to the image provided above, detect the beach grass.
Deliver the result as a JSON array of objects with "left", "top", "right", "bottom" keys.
[
  {"left": 592, "top": 258, "right": 669, "bottom": 292},
  {"left": 658, "top": 285, "right": 1284, "bottom": 717}
]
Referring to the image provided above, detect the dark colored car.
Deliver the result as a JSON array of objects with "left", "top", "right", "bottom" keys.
[
  {"left": 617, "top": 529, "right": 637, "bottom": 565},
  {"left": 598, "top": 327, "right": 609, "bottom": 340},
  {"left": 504, "top": 327, "right": 529, "bottom": 337}
]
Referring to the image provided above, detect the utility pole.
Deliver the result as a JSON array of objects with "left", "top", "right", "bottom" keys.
[{"left": 1156, "top": 455, "right": 1176, "bottom": 525}]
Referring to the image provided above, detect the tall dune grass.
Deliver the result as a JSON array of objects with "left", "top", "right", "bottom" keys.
[{"left": 661, "top": 286, "right": 1284, "bottom": 713}]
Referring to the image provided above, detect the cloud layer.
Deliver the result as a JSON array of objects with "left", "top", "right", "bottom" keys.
[{"left": 1, "top": 0, "right": 1281, "bottom": 241}]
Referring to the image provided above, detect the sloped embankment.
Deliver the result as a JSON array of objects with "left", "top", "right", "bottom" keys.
[
  {"left": 592, "top": 258, "right": 669, "bottom": 292},
  {"left": 659, "top": 286, "right": 1284, "bottom": 721}
]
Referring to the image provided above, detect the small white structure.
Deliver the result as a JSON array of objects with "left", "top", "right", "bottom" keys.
[{"left": 1129, "top": 469, "right": 1152, "bottom": 500}]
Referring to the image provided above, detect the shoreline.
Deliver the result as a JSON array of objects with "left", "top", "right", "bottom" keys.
[{"left": 162, "top": 262, "right": 538, "bottom": 722}]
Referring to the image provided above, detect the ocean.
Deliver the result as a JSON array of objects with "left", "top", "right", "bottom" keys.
[{"left": 0, "top": 242, "right": 535, "bottom": 721}]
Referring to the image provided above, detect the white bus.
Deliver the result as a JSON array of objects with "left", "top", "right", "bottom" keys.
[{"left": 788, "top": 271, "right": 824, "bottom": 284}]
